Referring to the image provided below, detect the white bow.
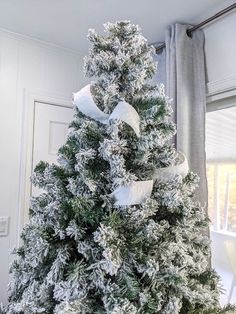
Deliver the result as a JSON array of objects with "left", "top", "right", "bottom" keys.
[{"left": 73, "top": 84, "right": 140, "bottom": 137}]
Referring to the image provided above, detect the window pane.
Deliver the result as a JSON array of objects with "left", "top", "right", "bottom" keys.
[
  {"left": 206, "top": 106, "right": 236, "bottom": 232},
  {"left": 206, "top": 105, "right": 236, "bottom": 306}
]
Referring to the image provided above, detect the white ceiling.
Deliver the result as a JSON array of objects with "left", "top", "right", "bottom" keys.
[{"left": 0, "top": 0, "right": 234, "bottom": 53}]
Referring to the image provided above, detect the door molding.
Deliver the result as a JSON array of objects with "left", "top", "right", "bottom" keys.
[{"left": 17, "top": 89, "right": 73, "bottom": 244}]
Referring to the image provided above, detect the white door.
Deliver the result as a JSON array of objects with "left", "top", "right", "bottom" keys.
[{"left": 32, "top": 102, "right": 74, "bottom": 196}]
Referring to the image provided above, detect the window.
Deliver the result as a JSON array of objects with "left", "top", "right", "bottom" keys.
[{"left": 206, "top": 105, "right": 236, "bottom": 233}]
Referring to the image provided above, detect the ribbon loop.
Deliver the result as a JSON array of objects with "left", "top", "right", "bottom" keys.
[
  {"left": 73, "top": 84, "right": 140, "bottom": 137},
  {"left": 73, "top": 85, "right": 109, "bottom": 123},
  {"left": 154, "top": 152, "right": 189, "bottom": 183}
]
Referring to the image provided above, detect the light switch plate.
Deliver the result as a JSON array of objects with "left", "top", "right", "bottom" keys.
[{"left": 0, "top": 216, "right": 9, "bottom": 236}]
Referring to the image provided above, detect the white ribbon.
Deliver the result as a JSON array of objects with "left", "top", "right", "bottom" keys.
[
  {"left": 112, "top": 152, "right": 189, "bottom": 205},
  {"left": 153, "top": 152, "right": 189, "bottom": 183},
  {"left": 111, "top": 180, "right": 154, "bottom": 206},
  {"left": 73, "top": 84, "right": 140, "bottom": 137},
  {"left": 72, "top": 85, "right": 189, "bottom": 206}
]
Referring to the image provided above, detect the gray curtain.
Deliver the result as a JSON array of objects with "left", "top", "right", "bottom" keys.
[{"left": 154, "top": 23, "right": 207, "bottom": 207}]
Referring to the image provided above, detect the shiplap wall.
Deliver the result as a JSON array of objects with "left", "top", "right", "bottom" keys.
[{"left": 0, "top": 29, "right": 86, "bottom": 304}]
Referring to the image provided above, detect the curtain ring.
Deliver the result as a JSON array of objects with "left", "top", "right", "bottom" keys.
[{"left": 186, "top": 28, "right": 193, "bottom": 38}]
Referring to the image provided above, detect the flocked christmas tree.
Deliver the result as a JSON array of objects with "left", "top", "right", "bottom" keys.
[{"left": 4, "top": 21, "right": 233, "bottom": 314}]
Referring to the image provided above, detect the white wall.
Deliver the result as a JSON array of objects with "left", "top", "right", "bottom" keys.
[
  {"left": 204, "top": 11, "right": 236, "bottom": 98},
  {"left": 0, "top": 29, "right": 86, "bottom": 304}
]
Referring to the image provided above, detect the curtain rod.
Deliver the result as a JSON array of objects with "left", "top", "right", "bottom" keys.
[{"left": 154, "top": 3, "right": 236, "bottom": 53}]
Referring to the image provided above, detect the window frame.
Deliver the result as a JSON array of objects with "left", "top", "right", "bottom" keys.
[{"left": 206, "top": 92, "right": 236, "bottom": 234}]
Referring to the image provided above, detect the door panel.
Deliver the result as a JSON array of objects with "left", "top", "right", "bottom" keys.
[{"left": 32, "top": 102, "right": 73, "bottom": 196}]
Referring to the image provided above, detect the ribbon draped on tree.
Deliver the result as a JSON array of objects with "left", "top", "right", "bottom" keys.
[
  {"left": 73, "top": 84, "right": 189, "bottom": 206},
  {"left": 73, "top": 85, "right": 140, "bottom": 137}
]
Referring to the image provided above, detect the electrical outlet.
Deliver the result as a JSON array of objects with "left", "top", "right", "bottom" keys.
[{"left": 0, "top": 217, "right": 9, "bottom": 236}]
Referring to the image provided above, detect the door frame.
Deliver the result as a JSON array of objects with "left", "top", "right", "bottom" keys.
[{"left": 18, "top": 89, "right": 73, "bottom": 244}]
